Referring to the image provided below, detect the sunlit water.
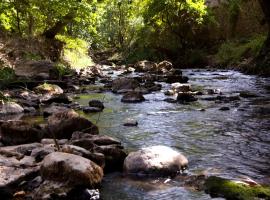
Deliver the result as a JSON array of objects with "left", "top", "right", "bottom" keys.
[
  {"left": 76, "top": 69, "right": 270, "bottom": 200},
  {"left": 3, "top": 69, "right": 269, "bottom": 199}
]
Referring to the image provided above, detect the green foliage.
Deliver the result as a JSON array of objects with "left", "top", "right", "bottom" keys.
[
  {"left": 56, "top": 35, "right": 93, "bottom": 68},
  {"left": 205, "top": 176, "right": 270, "bottom": 200},
  {"left": 0, "top": 67, "right": 15, "bottom": 88},
  {"left": 0, "top": 0, "right": 97, "bottom": 37},
  {"left": 216, "top": 34, "right": 266, "bottom": 65}
]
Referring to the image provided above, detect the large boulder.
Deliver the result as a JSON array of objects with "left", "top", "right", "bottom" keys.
[
  {"left": 41, "top": 152, "right": 103, "bottom": 188},
  {"left": 0, "top": 121, "right": 44, "bottom": 145},
  {"left": 124, "top": 146, "right": 188, "bottom": 177},
  {"left": 112, "top": 78, "right": 140, "bottom": 93},
  {"left": 0, "top": 102, "right": 24, "bottom": 115},
  {"left": 121, "top": 92, "right": 145, "bottom": 103},
  {"left": 47, "top": 110, "right": 98, "bottom": 139}
]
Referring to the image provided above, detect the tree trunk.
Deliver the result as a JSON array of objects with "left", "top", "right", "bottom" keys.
[
  {"left": 256, "top": 0, "right": 270, "bottom": 71},
  {"left": 42, "top": 12, "right": 76, "bottom": 39}
]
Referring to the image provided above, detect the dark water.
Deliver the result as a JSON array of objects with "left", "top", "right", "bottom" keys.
[{"left": 75, "top": 69, "right": 270, "bottom": 200}]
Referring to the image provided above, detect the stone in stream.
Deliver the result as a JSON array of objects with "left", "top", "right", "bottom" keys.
[
  {"left": 43, "top": 105, "right": 70, "bottom": 117},
  {"left": 172, "top": 83, "right": 191, "bottom": 93},
  {"left": 219, "top": 106, "right": 230, "bottom": 111},
  {"left": 88, "top": 100, "right": 105, "bottom": 110},
  {"left": 112, "top": 77, "right": 140, "bottom": 93},
  {"left": 34, "top": 83, "right": 63, "bottom": 95},
  {"left": 41, "top": 93, "right": 73, "bottom": 104},
  {"left": 46, "top": 109, "right": 99, "bottom": 139},
  {"left": 33, "top": 152, "right": 103, "bottom": 199},
  {"left": 157, "top": 60, "right": 173, "bottom": 74},
  {"left": 165, "top": 75, "right": 189, "bottom": 84},
  {"left": 177, "top": 92, "right": 197, "bottom": 103},
  {"left": 123, "top": 118, "right": 138, "bottom": 127},
  {"left": 0, "top": 121, "right": 44, "bottom": 145},
  {"left": 40, "top": 152, "right": 103, "bottom": 187},
  {"left": 124, "top": 146, "right": 188, "bottom": 177},
  {"left": 0, "top": 102, "right": 24, "bottom": 115},
  {"left": 94, "top": 144, "right": 127, "bottom": 173},
  {"left": 134, "top": 60, "right": 157, "bottom": 72},
  {"left": 121, "top": 91, "right": 145, "bottom": 103}
]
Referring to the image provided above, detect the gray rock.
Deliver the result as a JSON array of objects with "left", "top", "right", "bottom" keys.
[
  {"left": 124, "top": 146, "right": 188, "bottom": 177},
  {"left": 123, "top": 118, "right": 138, "bottom": 127},
  {"left": 43, "top": 105, "right": 69, "bottom": 117},
  {"left": 41, "top": 152, "right": 103, "bottom": 187},
  {"left": 0, "top": 121, "right": 44, "bottom": 145},
  {"left": 88, "top": 100, "right": 105, "bottom": 110},
  {"left": 177, "top": 92, "right": 197, "bottom": 103},
  {"left": 46, "top": 110, "right": 98, "bottom": 139},
  {"left": 121, "top": 92, "right": 145, "bottom": 103},
  {"left": 0, "top": 102, "right": 24, "bottom": 115}
]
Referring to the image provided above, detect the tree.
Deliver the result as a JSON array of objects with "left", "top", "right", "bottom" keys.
[{"left": 256, "top": 0, "right": 270, "bottom": 70}]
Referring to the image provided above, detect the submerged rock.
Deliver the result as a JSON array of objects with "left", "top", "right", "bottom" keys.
[
  {"left": 124, "top": 145, "right": 188, "bottom": 177},
  {"left": 41, "top": 152, "right": 103, "bottom": 188},
  {"left": 121, "top": 92, "right": 145, "bottom": 103}
]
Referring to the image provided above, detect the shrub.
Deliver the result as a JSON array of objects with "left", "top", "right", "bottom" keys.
[
  {"left": 56, "top": 35, "right": 94, "bottom": 69},
  {"left": 216, "top": 34, "right": 266, "bottom": 65}
]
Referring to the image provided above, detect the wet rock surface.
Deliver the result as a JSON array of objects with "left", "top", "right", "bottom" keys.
[{"left": 124, "top": 146, "right": 188, "bottom": 177}]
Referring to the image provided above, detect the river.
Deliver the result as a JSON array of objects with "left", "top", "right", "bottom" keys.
[{"left": 76, "top": 69, "right": 270, "bottom": 200}]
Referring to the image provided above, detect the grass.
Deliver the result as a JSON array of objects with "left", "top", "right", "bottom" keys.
[
  {"left": 0, "top": 67, "right": 15, "bottom": 89},
  {"left": 215, "top": 34, "right": 266, "bottom": 66},
  {"left": 56, "top": 35, "right": 94, "bottom": 69}
]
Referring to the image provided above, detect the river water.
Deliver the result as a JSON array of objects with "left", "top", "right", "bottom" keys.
[{"left": 76, "top": 69, "right": 270, "bottom": 200}]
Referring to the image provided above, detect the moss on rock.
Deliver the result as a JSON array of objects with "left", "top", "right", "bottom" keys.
[{"left": 204, "top": 176, "right": 270, "bottom": 200}]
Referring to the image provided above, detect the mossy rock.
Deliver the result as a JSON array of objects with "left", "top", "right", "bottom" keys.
[
  {"left": 204, "top": 176, "right": 270, "bottom": 200},
  {"left": 34, "top": 83, "right": 63, "bottom": 95}
]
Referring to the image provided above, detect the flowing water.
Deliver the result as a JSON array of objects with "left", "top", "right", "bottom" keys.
[
  {"left": 76, "top": 69, "right": 270, "bottom": 200},
  {"left": 3, "top": 69, "right": 269, "bottom": 199}
]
